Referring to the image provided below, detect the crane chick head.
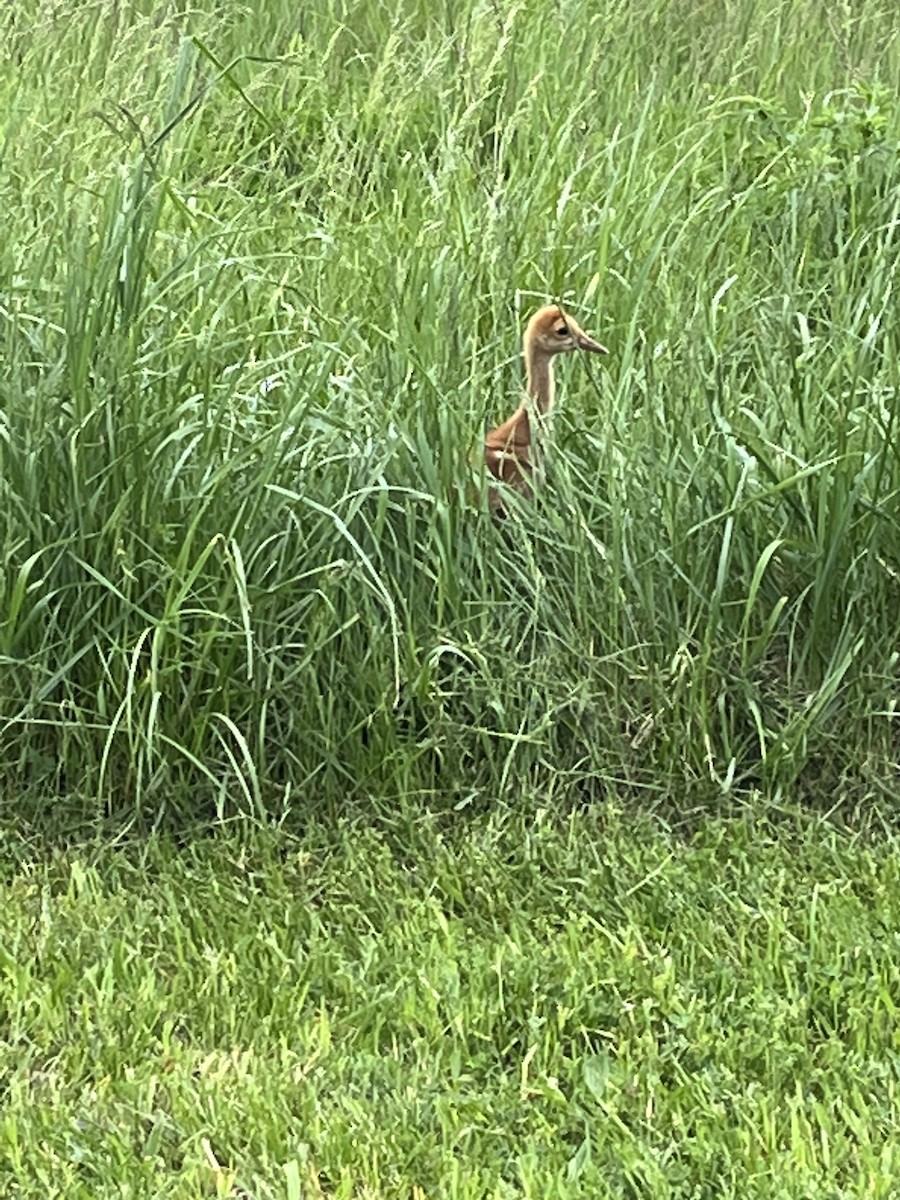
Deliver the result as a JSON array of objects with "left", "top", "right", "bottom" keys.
[{"left": 525, "top": 305, "right": 608, "bottom": 357}]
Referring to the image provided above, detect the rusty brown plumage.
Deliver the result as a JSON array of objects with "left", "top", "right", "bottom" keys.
[{"left": 484, "top": 305, "right": 607, "bottom": 514}]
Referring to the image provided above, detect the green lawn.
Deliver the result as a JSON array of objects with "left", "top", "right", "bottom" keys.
[{"left": 3, "top": 802, "right": 899, "bottom": 1198}]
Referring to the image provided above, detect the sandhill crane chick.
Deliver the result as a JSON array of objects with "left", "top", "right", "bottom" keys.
[{"left": 484, "top": 305, "right": 607, "bottom": 513}]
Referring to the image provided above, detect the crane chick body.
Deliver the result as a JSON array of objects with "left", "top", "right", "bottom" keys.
[{"left": 484, "top": 305, "right": 607, "bottom": 512}]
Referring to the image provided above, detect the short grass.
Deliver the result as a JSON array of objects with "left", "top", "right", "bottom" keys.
[{"left": 3, "top": 802, "right": 900, "bottom": 1199}]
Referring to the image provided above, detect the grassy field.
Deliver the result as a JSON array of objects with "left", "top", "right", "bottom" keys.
[
  {"left": 3, "top": 0, "right": 899, "bottom": 814},
  {"left": 2, "top": 0, "right": 900, "bottom": 1194},
  {"left": 3, "top": 803, "right": 900, "bottom": 1199}
]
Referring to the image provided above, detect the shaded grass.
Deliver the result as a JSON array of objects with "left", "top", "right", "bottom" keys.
[{"left": 2, "top": 801, "right": 899, "bottom": 1198}]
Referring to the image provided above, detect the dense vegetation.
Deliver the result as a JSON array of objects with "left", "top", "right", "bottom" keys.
[
  {"left": 2, "top": 0, "right": 900, "bottom": 1195},
  {"left": 3, "top": 0, "right": 898, "bottom": 817}
]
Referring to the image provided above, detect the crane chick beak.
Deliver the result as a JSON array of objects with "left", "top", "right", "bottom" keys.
[{"left": 577, "top": 332, "right": 609, "bottom": 354}]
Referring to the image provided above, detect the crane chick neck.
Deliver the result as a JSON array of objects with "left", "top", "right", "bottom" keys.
[{"left": 524, "top": 341, "right": 557, "bottom": 412}]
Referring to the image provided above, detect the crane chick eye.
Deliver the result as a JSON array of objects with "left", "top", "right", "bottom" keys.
[{"left": 556, "top": 325, "right": 569, "bottom": 336}]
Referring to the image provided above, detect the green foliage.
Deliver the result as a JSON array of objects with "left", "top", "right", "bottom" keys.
[{"left": 2, "top": 0, "right": 900, "bottom": 817}]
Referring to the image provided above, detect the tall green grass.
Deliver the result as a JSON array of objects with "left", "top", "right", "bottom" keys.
[{"left": 2, "top": 0, "right": 899, "bottom": 819}]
